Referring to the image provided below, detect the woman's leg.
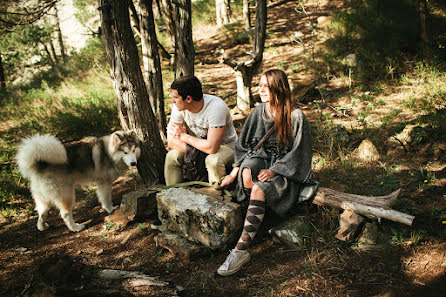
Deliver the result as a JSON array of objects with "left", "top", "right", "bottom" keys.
[
  {"left": 235, "top": 168, "right": 266, "bottom": 251},
  {"left": 217, "top": 168, "right": 266, "bottom": 276}
]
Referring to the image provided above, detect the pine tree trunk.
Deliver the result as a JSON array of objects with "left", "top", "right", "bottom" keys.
[
  {"left": 159, "top": 0, "right": 176, "bottom": 68},
  {"left": 222, "top": 0, "right": 266, "bottom": 111},
  {"left": 41, "top": 41, "right": 61, "bottom": 77},
  {"left": 139, "top": 0, "right": 167, "bottom": 143},
  {"left": 129, "top": 1, "right": 141, "bottom": 34},
  {"left": 243, "top": 0, "right": 250, "bottom": 31},
  {"left": 215, "top": 0, "right": 230, "bottom": 26},
  {"left": 418, "top": 0, "right": 430, "bottom": 56},
  {"left": 172, "top": 0, "right": 194, "bottom": 78},
  {"left": 50, "top": 40, "right": 59, "bottom": 65},
  {"left": 54, "top": 6, "right": 66, "bottom": 63},
  {"left": 99, "top": 0, "right": 166, "bottom": 185},
  {"left": 0, "top": 52, "right": 5, "bottom": 91},
  {"left": 234, "top": 66, "right": 254, "bottom": 110},
  {"left": 253, "top": 0, "right": 266, "bottom": 60}
]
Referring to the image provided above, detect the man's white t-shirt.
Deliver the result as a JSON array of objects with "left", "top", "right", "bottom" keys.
[{"left": 168, "top": 94, "right": 237, "bottom": 147}]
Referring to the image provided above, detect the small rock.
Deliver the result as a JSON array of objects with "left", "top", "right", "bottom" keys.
[
  {"left": 269, "top": 216, "right": 313, "bottom": 248},
  {"left": 317, "top": 16, "right": 332, "bottom": 28},
  {"left": 355, "top": 221, "right": 386, "bottom": 251},
  {"left": 154, "top": 230, "right": 205, "bottom": 261},
  {"left": 355, "top": 139, "right": 380, "bottom": 162},
  {"left": 343, "top": 53, "right": 358, "bottom": 67}
]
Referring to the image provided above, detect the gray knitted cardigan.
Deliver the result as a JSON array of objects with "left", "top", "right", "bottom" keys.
[{"left": 234, "top": 103, "right": 313, "bottom": 217}]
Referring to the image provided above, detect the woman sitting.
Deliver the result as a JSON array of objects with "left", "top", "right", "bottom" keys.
[{"left": 217, "top": 69, "right": 314, "bottom": 276}]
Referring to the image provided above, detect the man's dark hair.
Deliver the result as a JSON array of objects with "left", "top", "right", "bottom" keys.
[{"left": 171, "top": 76, "right": 203, "bottom": 101}]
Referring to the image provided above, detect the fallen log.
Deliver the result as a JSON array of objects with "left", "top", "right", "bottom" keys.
[{"left": 312, "top": 187, "right": 415, "bottom": 226}]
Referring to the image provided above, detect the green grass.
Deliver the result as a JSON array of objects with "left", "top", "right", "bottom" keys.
[{"left": 0, "top": 67, "right": 119, "bottom": 214}]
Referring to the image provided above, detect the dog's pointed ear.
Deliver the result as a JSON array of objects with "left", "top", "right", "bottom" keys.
[
  {"left": 128, "top": 130, "right": 140, "bottom": 142},
  {"left": 112, "top": 131, "right": 124, "bottom": 146}
]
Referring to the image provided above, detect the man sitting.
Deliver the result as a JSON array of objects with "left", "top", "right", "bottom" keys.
[{"left": 151, "top": 76, "right": 237, "bottom": 229}]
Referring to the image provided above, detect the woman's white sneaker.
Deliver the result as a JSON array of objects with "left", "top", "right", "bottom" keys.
[{"left": 217, "top": 249, "right": 250, "bottom": 276}]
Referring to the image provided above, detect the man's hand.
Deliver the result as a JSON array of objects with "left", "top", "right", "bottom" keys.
[
  {"left": 258, "top": 169, "right": 275, "bottom": 182},
  {"left": 167, "top": 123, "right": 186, "bottom": 139}
]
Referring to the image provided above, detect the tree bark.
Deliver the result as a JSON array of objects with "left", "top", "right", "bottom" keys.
[
  {"left": 158, "top": 0, "right": 176, "bottom": 67},
  {"left": 40, "top": 40, "right": 61, "bottom": 77},
  {"left": 99, "top": 0, "right": 166, "bottom": 185},
  {"left": 222, "top": 0, "right": 266, "bottom": 110},
  {"left": 418, "top": 0, "right": 430, "bottom": 56},
  {"left": 54, "top": 6, "right": 66, "bottom": 63},
  {"left": 171, "top": 0, "right": 194, "bottom": 78},
  {"left": 243, "top": 0, "right": 250, "bottom": 31},
  {"left": 0, "top": 52, "right": 6, "bottom": 91},
  {"left": 312, "top": 188, "right": 415, "bottom": 226},
  {"left": 215, "top": 0, "right": 230, "bottom": 27},
  {"left": 49, "top": 39, "right": 59, "bottom": 65},
  {"left": 128, "top": 0, "right": 141, "bottom": 35},
  {"left": 139, "top": 0, "right": 167, "bottom": 143}
]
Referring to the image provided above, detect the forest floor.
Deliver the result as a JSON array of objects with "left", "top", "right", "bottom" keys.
[{"left": 1, "top": 0, "right": 445, "bottom": 296}]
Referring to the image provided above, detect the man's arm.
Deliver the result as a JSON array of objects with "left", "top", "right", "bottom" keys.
[{"left": 168, "top": 124, "right": 225, "bottom": 155}]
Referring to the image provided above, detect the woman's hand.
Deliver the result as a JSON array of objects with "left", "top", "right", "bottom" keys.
[
  {"left": 219, "top": 175, "right": 236, "bottom": 188},
  {"left": 258, "top": 169, "right": 275, "bottom": 182},
  {"left": 218, "top": 167, "right": 240, "bottom": 189}
]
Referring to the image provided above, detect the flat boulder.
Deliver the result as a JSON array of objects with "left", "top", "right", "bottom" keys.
[{"left": 156, "top": 187, "right": 243, "bottom": 250}]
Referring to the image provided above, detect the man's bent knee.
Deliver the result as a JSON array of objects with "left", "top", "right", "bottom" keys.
[
  {"left": 165, "top": 149, "right": 184, "bottom": 166},
  {"left": 205, "top": 154, "right": 227, "bottom": 185}
]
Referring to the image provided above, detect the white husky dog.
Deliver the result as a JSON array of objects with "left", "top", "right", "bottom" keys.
[{"left": 16, "top": 130, "right": 141, "bottom": 232}]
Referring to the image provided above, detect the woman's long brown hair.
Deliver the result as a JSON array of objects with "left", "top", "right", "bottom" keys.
[{"left": 262, "top": 69, "right": 292, "bottom": 149}]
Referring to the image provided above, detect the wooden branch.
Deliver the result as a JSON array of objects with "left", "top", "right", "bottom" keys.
[
  {"left": 157, "top": 42, "right": 171, "bottom": 60},
  {"left": 221, "top": 56, "right": 237, "bottom": 69},
  {"left": 312, "top": 187, "right": 414, "bottom": 226}
]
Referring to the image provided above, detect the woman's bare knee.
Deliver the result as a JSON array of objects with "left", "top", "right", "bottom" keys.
[{"left": 242, "top": 168, "right": 254, "bottom": 189}]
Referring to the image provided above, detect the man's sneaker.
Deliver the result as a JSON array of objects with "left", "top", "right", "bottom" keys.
[
  {"left": 150, "top": 219, "right": 162, "bottom": 230},
  {"left": 217, "top": 249, "right": 250, "bottom": 276}
]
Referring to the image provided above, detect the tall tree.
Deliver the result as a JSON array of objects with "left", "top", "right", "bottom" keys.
[
  {"left": 99, "top": 0, "right": 166, "bottom": 185},
  {"left": 215, "top": 0, "right": 231, "bottom": 27},
  {"left": 0, "top": 52, "right": 5, "bottom": 91},
  {"left": 223, "top": 0, "right": 266, "bottom": 110},
  {"left": 171, "top": 0, "right": 194, "bottom": 77},
  {"left": 53, "top": 5, "right": 66, "bottom": 63},
  {"left": 138, "top": 0, "right": 167, "bottom": 142},
  {"left": 243, "top": 0, "right": 251, "bottom": 31},
  {"left": 417, "top": 0, "right": 430, "bottom": 56}
]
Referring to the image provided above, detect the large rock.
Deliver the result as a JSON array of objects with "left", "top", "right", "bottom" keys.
[
  {"left": 156, "top": 187, "right": 243, "bottom": 250},
  {"left": 269, "top": 215, "right": 313, "bottom": 248}
]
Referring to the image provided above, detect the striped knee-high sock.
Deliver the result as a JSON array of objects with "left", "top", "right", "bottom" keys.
[{"left": 235, "top": 199, "right": 266, "bottom": 251}]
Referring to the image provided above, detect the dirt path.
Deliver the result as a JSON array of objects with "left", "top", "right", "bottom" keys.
[{"left": 1, "top": 1, "right": 445, "bottom": 296}]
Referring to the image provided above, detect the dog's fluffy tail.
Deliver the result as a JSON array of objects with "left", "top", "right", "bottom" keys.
[{"left": 16, "top": 134, "right": 68, "bottom": 178}]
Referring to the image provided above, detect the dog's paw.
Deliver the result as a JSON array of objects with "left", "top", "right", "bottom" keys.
[
  {"left": 70, "top": 223, "right": 85, "bottom": 232},
  {"left": 103, "top": 205, "right": 118, "bottom": 214},
  {"left": 37, "top": 222, "right": 50, "bottom": 231}
]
